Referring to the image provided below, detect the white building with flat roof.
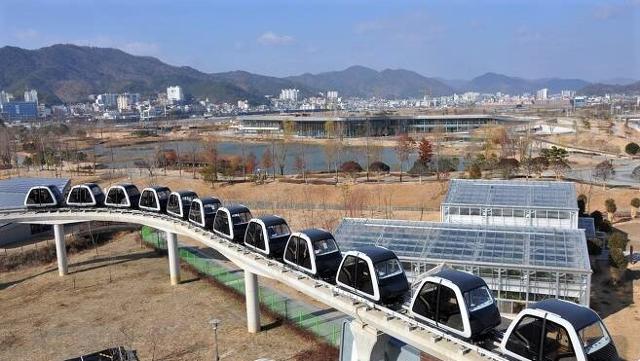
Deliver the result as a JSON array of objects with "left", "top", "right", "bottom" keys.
[
  {"left": 167, "top": 85, "right": 184, "bottom": 103},
  {"left": 24, "top": 89, "right": 38, "bottom": 104}
]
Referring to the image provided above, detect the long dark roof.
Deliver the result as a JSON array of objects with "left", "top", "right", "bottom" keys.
[
  {"left": 258, "top": 215, "right": 287, "bottom": 226},
  {"left": 432, "top": 268, "right": 487, "bottom": 293},
  {"left": 531, "top": 299, "right": 599, "bottom": 330},
  {"left": 225, "top": 204, "right": 250, "bottom": 213},
  {"left": 300, "top": 228, "right": 334, "bottom": 242},
  {"left": 199, "top": 197, "right": 221, "bottom": 205},
  {"left": 351, "top": 246, "right": 397, "bottom": 263}
]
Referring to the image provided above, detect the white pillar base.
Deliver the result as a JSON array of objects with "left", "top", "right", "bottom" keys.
[
  {"left": 244, "top": 271, "right": 261, "bottom": 333},
  {"left": 348, "top": 320, "right": 389, "bottom": 361},
  {"left": 166, "top": 231, "right": 180, "bottom": 285},
  {"left": 53, "top": 224, "right": 68, "bottom": 276}
]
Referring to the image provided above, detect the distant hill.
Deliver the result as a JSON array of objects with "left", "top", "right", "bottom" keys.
[
  {"left": 0, "top": 44, "right": 309, "bottom": 104},
  {"left": 0, "top": 44, "right": 634, "bottom": 104},
  {"left": 286, "top": 65, "right": 453, "bottom": 98},
  {"left": 457, "top": 72, "right": 591, "bottom": 94},
  {"left": 580, "top": 81, "right": 640, "bottom": 96}
]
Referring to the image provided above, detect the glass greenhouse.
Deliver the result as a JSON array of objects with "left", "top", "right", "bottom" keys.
[
  {"left": 441, "top": 179, "right": 579, "bottom": 229},
  {"left": 334, "top": 218, "right": 591, "bottom": 314}
]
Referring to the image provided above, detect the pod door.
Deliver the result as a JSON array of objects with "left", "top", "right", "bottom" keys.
[
  {"left": 139, "top": 189, "right": 160, "bottom": 212},
  {"left": 411, "top": 281, "right": 467, "bottom": 338},
  {"left": 67, "top": 186, "right": 95, "bottom": 206},
  {"left": 244, "top": 221, "right": 267, "bottom": 254},
  {"left": 503, "top": 316, "right": 577, "bottom": 361},
  {"left": 24, "top": 187, "right": 58, "bottom": 208},
  {"left": 336, "top": 255, "right": 376, "bottom": 300},
  {"left": 213, "top": 209, "right": 232, "bottom": 239},
  {"left": 167, "top": 193, "right": 180, "bottom": 217},
  {"left": 189, "top": 200, "right": 204, "bottom": 227},
  {"left": 283, "top": 236, "right": 313, "bottom": 274},
  {"left": 105, "top": 187, "right": 130, "bottom": 208}
]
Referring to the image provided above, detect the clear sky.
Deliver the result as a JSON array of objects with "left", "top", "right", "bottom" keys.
[{"left": 1, "top": 0, "right": 638, "bottom": 81}]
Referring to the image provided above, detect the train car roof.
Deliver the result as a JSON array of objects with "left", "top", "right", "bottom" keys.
[
  {"left": 198, "top": 197, "right": 221, "bottom": 205},
  {"left": 300, "top": 228, "right": 334, "bottom": 242},
  {"left": 172, "top": 190, "right": 198, "bottom": 196},
  {"left": 110, "top": 183, "right": 138, "bottom": 190},
  {"left": 431, "top": 269, "right": 487, "bottom": 293},
  {"left": 257, "top": 215, "right": 287, "bottom": 226},
  {"left": 530, "top": 299, "right": 600, "bottom": 330},
  {"left": 145, "top": 186, "right": 171, "bottom": 192},
  {"left": 223, "top": 204, "right": 250, "bottom": 213},
  {"left": 351, "top": 246, "right": 397, "bottom": 263}
]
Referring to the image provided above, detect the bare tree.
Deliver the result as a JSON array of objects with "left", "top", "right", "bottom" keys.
[{"left": 394, "top": 133, "right": 415, "bottom": 182}]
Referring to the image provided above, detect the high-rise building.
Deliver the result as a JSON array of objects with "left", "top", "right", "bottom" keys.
[
  {"left": 24, "top": 89, "right": 38, "bottom": 104},
  {"left": 237, "top": 100, "right": 249, "bottom": 111},
  {"left": 117, "top": 93, "right": 139, "bottom": 112},
  {"left": 327, "top": 90, "right": 338, "bottom": 100},
  {"left": 536, "top": 88, "right": 548, "bottom": 100},
  {"left": 279, "top": 88, "right": 299, "bottom": 101},
  {"left": 167, "top": 86, "right": 184, "bottom": 103},
  {"left": 561, "top": 90, "right": 575, "bottom": 98},
  {"left": 96, "top": 93, "right": 118, "bottom": 108},
  {"left": 0, "top": 90, "right": 14, "bottom": 105}
]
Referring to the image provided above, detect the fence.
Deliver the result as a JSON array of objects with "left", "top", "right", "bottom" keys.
[{"left": 140, "top": 226, "right": 346, "bottom": 346}]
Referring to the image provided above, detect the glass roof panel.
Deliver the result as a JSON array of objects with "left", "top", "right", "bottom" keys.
[
  {"left": 443, "top": 179, "right": 577, "bottom": 210},
  {"left": 334, "top": 218, "right": 590, "bottom": 272}
]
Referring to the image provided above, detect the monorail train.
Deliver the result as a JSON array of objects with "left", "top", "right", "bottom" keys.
[
  {"left": 139, "top": 186, "right": 172, "bottom": 213},
  {"left": 188, "top": 197, "right": 222, "bottom": 229},
  {"left": 336, "top": 246, "right": 409, "bottom": 305},
  {"left": 166, "top": 190, "right": 198, "bottom": 220},
  {"left": 104, "top": 184, "right": 141, "bottom": 209},
  {"left": 243, "top": 215, "right": 291, "bottom": 259},
  {"left": 66, "top": 183, "right": 105, "bottom": 207},
  {"left": 283, "top": 228, "right": 342, "bottom": 282},
  {"left": 24, "top": 185, "right": 65, "bottom": 208},
  {"left": 213, "top": 205, "right": 253, "bottom": 243},
  {"left": 18, "top": 182, "right": 622, "bottom": 360}
]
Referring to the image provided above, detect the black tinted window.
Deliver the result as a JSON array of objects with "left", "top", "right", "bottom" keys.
[
  {"left": 506, "top": 315, "right": 544, "bottom": 359},
  {"left": 413, "top": 281, "right": 439, "bottom": 321},
  {"left": 356, "top": 258, "right": 373, "bottom": 295},
  {"left": 338, "top": 255, "right": 357, "bottom": 286},
  {"left": 284, "top": 236, "right": 298, "bottom": 263},
  {"left": 213, "top": 211, "right": 230, "bottom": 235},
  {"left": 438, "top": 285, "right": 463, "bottom": 331},
  {"left": 298, "top": 238, "right": 311, "bottom": 270}
]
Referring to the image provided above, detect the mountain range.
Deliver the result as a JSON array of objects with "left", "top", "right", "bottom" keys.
[{"left": 0, "top": 44, "right": 638, "bottom": 104}]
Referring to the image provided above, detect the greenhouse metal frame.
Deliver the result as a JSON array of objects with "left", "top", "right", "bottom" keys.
[
  {"left": 441, "top": 179, "right": 579, "bottom": 229},
  {"left": 334, "top": 218, "right": 591, "bottom": 314}
]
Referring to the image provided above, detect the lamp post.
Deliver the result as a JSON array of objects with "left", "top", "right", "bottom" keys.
[{"left": 209, "top": 318, "right": 220, "bottom": 361}]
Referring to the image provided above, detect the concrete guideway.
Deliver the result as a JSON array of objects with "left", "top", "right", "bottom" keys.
[{"left": 0, "top": 208, "right": 511, "bottom": 361}]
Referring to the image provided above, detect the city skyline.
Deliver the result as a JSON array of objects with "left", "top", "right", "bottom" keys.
[{"left": 0, "top": 0, "right": 638, "bottom": 81}]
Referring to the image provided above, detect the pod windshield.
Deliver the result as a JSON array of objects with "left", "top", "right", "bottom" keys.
[
  {"left": 374, "top": 258, "right": 403, "bottom": 279},
  {"left": 312, "top": 238, "right": 338, "bottom": 255},
  {"left": 231, "top": 211, "right": 252, "bottom": 224},
  {"left": 579, "top": 321, "right": 610, "bottom": 354},
  {"left": 267, "top": 223, "right": 290, "bottom": 238},
  {"left": 463, "top": 286, "right": 494, "bottom": 312}
]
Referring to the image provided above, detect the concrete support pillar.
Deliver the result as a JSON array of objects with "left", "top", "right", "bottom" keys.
[
  {"left": 348, "top": 320, "right": 389, "bottom": 361},
  {"left": 53, "top": 224, "right": 68, "bottom": 276},
  {"left": 166, "top": 231, "right": 180, "bottom": 285},
  {"left": 244, "top": 271, "right": 261, "bottom": 333}
]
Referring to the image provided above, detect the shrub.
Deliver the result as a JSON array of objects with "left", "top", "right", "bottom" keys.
[
  {"left": 608, "top": 247, "right": 628, "bottom": 269},
  {"left": 587, "top": 240, "right": 602, "bottom": 256},
  {"left": 340, "top": 161, "right": 363, "bottom": 173},
  {"left": 467, "top": 162, "right": 482, "bottom": 179},
  {"left": 631, "top": 198, "right": 640, "bottom": 208},
  {"left": 605, "top": 198, "right": 617, "bottom": 214},
  {"left": 408, "top": 160, "right": 429, "bottom": 175},
  {"left": 625, "top": 142, "right": 640, "bottom": 155},
  {"left": 577, "top": 194, "right": 587, "bottom": 215},
  {"left": 608, "top": 233, "right": 629, "bottom": 250},
  {"left": 369, "top": 161, "right": 390, "bottom": 173}
]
